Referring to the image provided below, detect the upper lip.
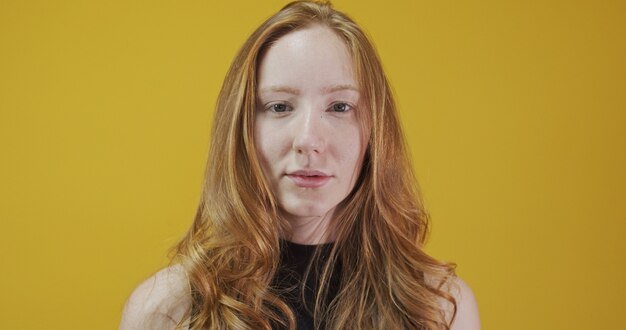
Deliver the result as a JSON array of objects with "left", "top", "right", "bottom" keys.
[{"left": 286, "top": 169, "right": 330, "bottom": 177}]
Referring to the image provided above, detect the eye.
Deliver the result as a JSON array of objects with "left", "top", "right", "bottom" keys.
[
  {"left": 330, "top": 102, "right": 352, "bottom": 113},
  {"left": 266, "top": 103, "right": 292, "bottom": 113}
]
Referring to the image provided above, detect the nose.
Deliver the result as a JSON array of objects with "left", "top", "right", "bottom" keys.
[{"left": 292, "top": 108, "right": 326, "bottom": 155}]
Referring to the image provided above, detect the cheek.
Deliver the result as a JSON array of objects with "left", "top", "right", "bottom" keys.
[
  {"left": 347, "top": 148, "right": 366, "bottom": 178},
  {"left": 254, "top": 121, "right": 286, "bottom": 173},
  {"left": 254, "top": 122, "right": 269, "bottom": 168},
  {"left": 334, "top": 125, "right": 367, "bottom": 172}
]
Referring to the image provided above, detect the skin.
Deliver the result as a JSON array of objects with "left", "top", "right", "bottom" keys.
[{"left": 255, "top": 24, "right": 368, "bottom": 244}]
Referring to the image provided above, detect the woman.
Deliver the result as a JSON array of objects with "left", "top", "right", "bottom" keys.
[{"left": 121, "top": 1, "right": 480, "bottom": 329}]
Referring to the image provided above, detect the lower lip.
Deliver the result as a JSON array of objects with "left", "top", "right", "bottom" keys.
[{"left": 287, "top": 175, "right": 331, "bottom": 188}]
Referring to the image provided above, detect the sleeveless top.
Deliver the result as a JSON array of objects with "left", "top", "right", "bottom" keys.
[
  {"left": 189, "top": 240, "right": 341, "bottom": 330},
  {"left": 271, "top": 239, "right": 340, "bottom": 330}
]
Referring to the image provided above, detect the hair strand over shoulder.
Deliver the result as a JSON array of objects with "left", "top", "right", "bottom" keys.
[{"left": 172, "top": 1, "right": 458, "bottom": 329}]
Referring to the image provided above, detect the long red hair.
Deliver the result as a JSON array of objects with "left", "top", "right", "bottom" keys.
[{"left": 173, "top": 1, "right": 458, "bottom": 328}]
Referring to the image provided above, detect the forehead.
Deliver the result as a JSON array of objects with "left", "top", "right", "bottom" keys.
[{"left": 257, "top": 24, "right": 357, "bottom": 93}]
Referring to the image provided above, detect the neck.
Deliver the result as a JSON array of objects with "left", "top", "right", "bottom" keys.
[{"left": 282, "top": 211, "right": 336, "bottom": 245}]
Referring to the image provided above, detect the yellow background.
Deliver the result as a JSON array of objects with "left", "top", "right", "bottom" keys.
[{"left": 1, "top": 0, "right": 624, "bottom": 329}]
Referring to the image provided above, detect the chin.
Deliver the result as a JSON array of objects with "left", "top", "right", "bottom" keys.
[{"left": 280, "top": 201, "right": 337, "bottom": 220}]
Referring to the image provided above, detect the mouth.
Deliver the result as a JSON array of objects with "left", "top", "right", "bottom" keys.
[{"left": 286, "top": 170, "right": 331, "bottom": 188}]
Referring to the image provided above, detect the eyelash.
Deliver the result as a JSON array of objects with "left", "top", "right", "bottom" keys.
[
  {"left": 265, "top": 102, "right": 354, "bottom": 113},
  {"left": 267, "top": 103, "right": 292, "bottom": 113}
]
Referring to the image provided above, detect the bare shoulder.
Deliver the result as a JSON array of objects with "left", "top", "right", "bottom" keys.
[
  {"left": 120, "top": 265, "right": 192, "bottom": 330},
  {"left": 427, "top": 274, "right": 481, "bottom": 330},
  {"left": 446, "top": 276, "right": 481, "bottom": 329}
]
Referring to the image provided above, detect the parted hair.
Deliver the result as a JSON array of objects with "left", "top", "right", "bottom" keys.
[{"left": 172, "top": 1, "right": 458, "bottom": 329}]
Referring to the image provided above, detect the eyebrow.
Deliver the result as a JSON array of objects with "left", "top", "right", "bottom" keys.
[
  {"left": 322, "top": 84, "right": 360, "bottom": 93},
  {"left": 258, "top": 84, "right": 359, "bottom": 95},
  {"left": 259, "top": 85, "right": 300, "bottom": 95}
]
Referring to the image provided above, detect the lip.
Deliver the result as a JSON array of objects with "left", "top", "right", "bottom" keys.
[{"left": 286, "top": 170, "right": 332, "bottom": 188}]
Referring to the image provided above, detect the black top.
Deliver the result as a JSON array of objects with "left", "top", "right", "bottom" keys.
[
  {"left": 272, "top": 240, "right": 340, "bottom": 330},
  {"left": 189, "top": 241, "right": 340, "bottom": 330}
]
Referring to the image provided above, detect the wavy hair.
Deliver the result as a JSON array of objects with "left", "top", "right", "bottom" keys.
[{"left": 172, "top": 1, "right": 458, "bottom": 329}]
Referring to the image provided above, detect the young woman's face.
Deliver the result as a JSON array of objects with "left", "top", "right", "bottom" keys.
[{"left": 255, "top": 25, "right": 368, "bottom": 237}]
